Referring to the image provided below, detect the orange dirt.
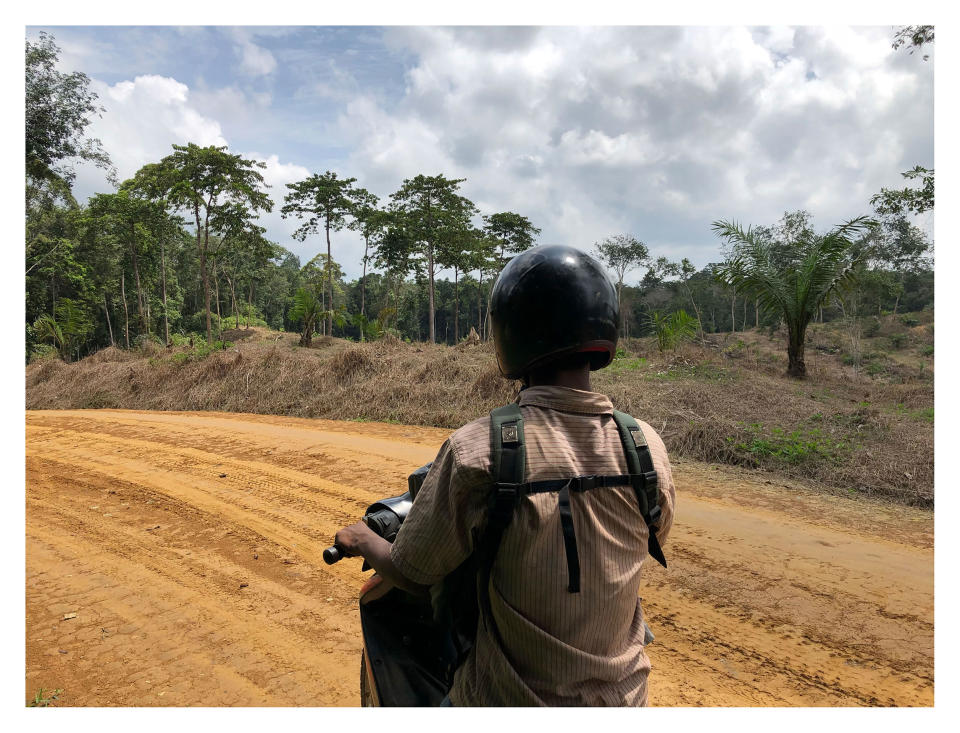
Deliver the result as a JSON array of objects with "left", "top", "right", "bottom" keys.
[{"left": 25, "top": 409, "right": 933, "bottom": 707}]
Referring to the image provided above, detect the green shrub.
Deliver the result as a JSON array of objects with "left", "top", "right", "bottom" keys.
[
  {"left": 726, "top": 423, "right": 851, "bottom": 464},
  {"left": 28, "top": 343, "right": 59, "bottom": 363},
  {"left": 888, "top": 333, "right": 906, "bottom": 349},
  {"left": 167, "top": 334, "right": 232, "bottom": 364},
  {"left": 864, "top": 317, "right": 881, "bottom": 337},
  {"left": 900, "top": 314, "right": 920, "bottom": 328},
  {"left": 915, "top": 407, "right": 934, "bottom": 423},
  {"left": 722, "top": 339, "right": 746, "bottom": 358},
  {"left": 185, "top": 311, "right": 222, "bottom": 333},
  {"left": 647, "top": 309, "right": 697, "bottom": 352},
  {"left": 610, "top": 356, "right": 648, "bottom": 371},
  {"left": 921, "top": 344, "right": 934, "bottom": 356}
]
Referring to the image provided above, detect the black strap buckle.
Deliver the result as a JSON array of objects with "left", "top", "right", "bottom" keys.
[
  {"left": 568, "top": 475, "right": 600, "bottom": 492},
  {"left": 490, "top": 483, "right": 520, "bottom": 524},
  {"left": 647, "top": 503, "right": 662, "bottom": 527}
]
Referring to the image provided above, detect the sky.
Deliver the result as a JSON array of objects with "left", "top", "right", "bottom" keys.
[{"left": 26, "top": 24, "right": 935, "bottom": 282}]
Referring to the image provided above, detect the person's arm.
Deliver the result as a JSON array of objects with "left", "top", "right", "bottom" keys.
[{"left": 333, "top": 521, "right": 430, "bottom": 596}]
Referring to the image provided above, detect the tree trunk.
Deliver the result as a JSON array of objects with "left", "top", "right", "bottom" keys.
[
  {"left": 742, "top": 297, "right": 748, "bottom": 331},
  {"left": 130, "top": 233, "right": 146, "bottom": 336},
  {"left": 247, "top": 281, "right": 253, "bottom": 329},
  {"left": 454, "top": 266, "right": 460, "bottom": 343},
  {"left": 731, "top": 294, "right": 736, "bottom": 333},
  {"left": 684, "top": 282, "right": 703, "bottom": 334},
  {"left": 787, "top": 326, "right": 806, "bottom": 378},
  {"left": 229, "top": 274, "right": 239, "bottom": 329},
  {"left": 198, "top": 206, "right": 213, "bottom": 345},
  {"left": 755, "top": 298, "right": 759, "bottom": 329},
  {"left": 320, "top": 277, "right": 326, "bottom": 336},
  {"left": 485, "top": 276, "right": 494, "bottom": 342},
  {"left": 160, "top": 239, "right": 170, "bottom": 346},
  {"left": 121, "top": 271, "right": 130, "bottom": 349},
  {"left": 300, "top": 314, "right": 314, "bottom": 347},
  {"left": 427, "top": 242, "right": 436, "bottom": 343},
  {"left": 477, "top": 270, "right": 483, "bottom": 338},
  {"left": 213, "top": 260, "right": 222, "bottom": 336},
  {"left": 361, "top": 236, "right": 369, "bottom": 319},
  {"left": 200, "top": 250, "right": 212, "bottom": 344},
  {"left": 103, "top": 293, "right": 115, "bottom": 347},
  {"left": 617, "top": 279, "right": 624, "bottom": 338},
  {"left": 326, "top": 217, "right": 333, "bottom": 336}
]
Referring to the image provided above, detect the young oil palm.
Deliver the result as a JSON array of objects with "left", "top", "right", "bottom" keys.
[
  {"left": 712, "top": 216, "right": 875, "bottom": 378},
  {"left": 288, "top": 287, "right": 322, "bottom": 347}
]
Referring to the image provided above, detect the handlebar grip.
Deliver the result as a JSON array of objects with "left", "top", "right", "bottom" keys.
[{"left": 323, "top": 545, "right": 343, "bottom": 565}]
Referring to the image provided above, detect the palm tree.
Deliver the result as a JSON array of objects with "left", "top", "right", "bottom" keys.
[
  {"left": 288, "top": 287, "right": 323, "bottom": 347},
  {"left": 712, "top": 216, "right": 875, "bottom": 378}
]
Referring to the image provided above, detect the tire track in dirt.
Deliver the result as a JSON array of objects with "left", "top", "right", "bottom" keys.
[{"left": 25, "top": 409, "right": 934, "bottom": 706}]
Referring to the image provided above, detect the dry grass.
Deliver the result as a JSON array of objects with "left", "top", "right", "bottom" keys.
[{"left": 26, "top": 318, "right": 934, "bottom": 507}]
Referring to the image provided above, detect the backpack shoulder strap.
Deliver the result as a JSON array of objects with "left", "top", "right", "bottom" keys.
[
  {"left": 612, "top": 410, "right": 667, "bottom": 568},
  {"left": 474, "top": 402, "right": 526, "bottom": 641},
  {"left": 490, "top": 402, "right": 525, "bottom": 486}
]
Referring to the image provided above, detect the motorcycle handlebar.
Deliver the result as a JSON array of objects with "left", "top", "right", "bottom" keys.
[{"left": 323, "top": 545, "right": 343, "bottom": 565}]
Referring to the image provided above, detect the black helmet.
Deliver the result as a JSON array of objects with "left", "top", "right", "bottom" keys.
[{"left": 490, "top": 244, "right": 619, "bottom": 379}]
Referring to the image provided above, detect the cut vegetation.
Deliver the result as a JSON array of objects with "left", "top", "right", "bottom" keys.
[{"left": 27, "top": 311, "right": 934, "bottom": 506}]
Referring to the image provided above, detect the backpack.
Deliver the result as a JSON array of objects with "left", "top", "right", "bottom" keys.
[{"left": 431, "top": 402, "right": 667, "bottom": 680}]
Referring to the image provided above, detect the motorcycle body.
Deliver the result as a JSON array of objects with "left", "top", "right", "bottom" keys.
[{"left": 325, "top": 463, "right": 456, "bottom": 707}]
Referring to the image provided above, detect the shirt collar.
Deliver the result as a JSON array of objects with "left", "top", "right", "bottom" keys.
[{"left": 517, "top": 385, "right": 614, "bottom": 415}]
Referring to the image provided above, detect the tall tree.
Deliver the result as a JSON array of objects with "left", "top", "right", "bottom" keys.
[
  {"left": 593, "top": 234, "right": 650, "bottom": 337},
  {"left": 372, "top": 218, "right": 418, "bottom": 333},
  {"left": 713, "top": 216, "right": 875, "bottom": 378},
  {"left": 85, "top": 189, "right": 171, "bottom": 340},
  {"left": 142, "top": 144, "right": 272, "bottom": 344},
  {"left": 438, "top": 224, "right": 484, "bottom": 343},
  {"left": 282, "top": 171, "right": 362, "bottom": 336},
  {"left": 467, "top": 234, "right": 498, "bottom": 339},
  {"left": 481, "top": 211, "right": 541, "bottom": 338},
  {"left": 866, "top": 214, "right": 932, "bottom": 315},
  {"left": 483, "top": 212, "right": 541, "bottom": 265},
  {"left": 348, "top": 188, "right": 387, "bottom": 325},
  {"left": 25, "top": 30, "right": 114, "bottom": 302},
  {"left": 25, "top": 32, "right": 113, "bottom": 200},
  {"left": 389, "top": 175, "right": 478, "bottom": 343}
]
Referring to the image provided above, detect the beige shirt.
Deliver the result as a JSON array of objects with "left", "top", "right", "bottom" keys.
[{"left": 390, "top": 385, "right": 677, "bottom": 706}]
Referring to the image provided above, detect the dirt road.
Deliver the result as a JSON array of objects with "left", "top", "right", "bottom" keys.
[{"left": 25, "top": 409, "right": 934, "bottom": 706}]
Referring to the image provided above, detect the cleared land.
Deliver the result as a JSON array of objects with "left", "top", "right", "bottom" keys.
[
  {"left": 25, "top": 316, "right": 935, "bottom": 507},
  {"left": 26, "top": 409, "right": 933, "bottom": 706}
]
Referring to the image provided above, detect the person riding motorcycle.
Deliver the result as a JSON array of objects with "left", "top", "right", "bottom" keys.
[{"left": 334, "top": 244, "right": 677, "bottom": 706}]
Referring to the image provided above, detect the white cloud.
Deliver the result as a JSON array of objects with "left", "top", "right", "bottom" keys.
[
  {"left": 73, "top": 74, "right": 226, "bottom": 194},
  {"left": 326, "top": 25, "right": 932, "bottom": 276},
  {"left": 60, "top": 26, "right": 933, "bottom": 281},
  {"left": 237, "top": 37, "right": 277, "bottom": 76}
]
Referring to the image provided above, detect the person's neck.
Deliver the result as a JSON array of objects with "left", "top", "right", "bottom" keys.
[{"left": 526, "top": 366, "right": 592, "bottom": 392}]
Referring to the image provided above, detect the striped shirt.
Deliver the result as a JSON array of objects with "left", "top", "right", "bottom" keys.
[{"left": 390, "top": 385, "right": 677, "bottom": 706}]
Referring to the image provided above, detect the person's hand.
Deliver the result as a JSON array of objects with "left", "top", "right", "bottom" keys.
[{"left": 334, "top": 521, "right": 376, "bottom": 558}]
